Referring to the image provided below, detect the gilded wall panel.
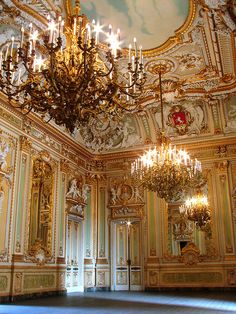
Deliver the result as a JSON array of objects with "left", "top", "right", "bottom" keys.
[
  {"left": 215, "top": 161, "right": 235, "bottom": 255},
  {"left": 15, "top": 152, "right": 30, "bottom": 255},
  {"left": 98, "top": 187, "right": 106, "bottom": 258},
  {"left": 0, "top": 276, "right": 8, "bottom": 292},
  {"left": 84, "top": 188, "right": 92, "bottom": 258},
  {"left": 162, "top": 272, "right": 223, "bottom": 284},
  {"left": 23, "top": 274, "right": 55, "bottom": 290},
  {"left": 0, "top": 129, "right": 17, "bottom": 262},
  {"left": 84, "top": 271, "right": 94, "bottom": 287},
  {"left": 14, "top": 273, "right": 23, "bottom": 294},
  {"left": 116, "top": 271, "right": 127, "bottom": 285},
  {"left": 148, "top": 270, "right": 159, "bottom": 286},
  {"left": 147, "top": 192, "right": 158, "bottom": 257}
]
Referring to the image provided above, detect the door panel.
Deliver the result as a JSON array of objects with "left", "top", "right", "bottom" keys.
[
  {"left": 112, "top": 221, "right": 143, "bottom": 291},
  {"left": 66, "top": 219, "right": 84, "bottom": 292}
]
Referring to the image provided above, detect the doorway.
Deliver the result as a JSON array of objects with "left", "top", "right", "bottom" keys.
[
  {"left": 111, "top": 220, "right": 143, "bottom": 291},
  {"left": 66, "top": 219, "right": 84, "bottom": 292}
]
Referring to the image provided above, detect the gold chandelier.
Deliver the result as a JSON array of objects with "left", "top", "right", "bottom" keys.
[
  {"left": 179, "top": 192, "right": 211, "bottom": 230},
  {"left": 131, "top": 64, "right": 203, "bottom": 201},
  {"left": 0, "top": 1, "right": 146, "bottom": 132}
]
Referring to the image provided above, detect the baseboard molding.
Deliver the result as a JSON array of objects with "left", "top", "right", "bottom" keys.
[
  {"left": 0, "top": 289, "right": 67, "bottom": 304},
  {"left": 145, "top": 287, "right": 236, "bottom": 292},
  {"left": 84, "top": 287, "right": 111, "bottom": 292}
]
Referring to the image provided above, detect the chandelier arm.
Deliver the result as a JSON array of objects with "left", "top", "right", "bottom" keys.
[{"left": 95, "top": 53, "right": 116, "bottom": 78}]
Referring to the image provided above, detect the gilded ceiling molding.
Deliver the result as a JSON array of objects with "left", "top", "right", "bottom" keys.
[
  {"left": 143, "top": 0, "right": 196, "bottom": 56},
  {"left": 0, "top": 95, "right": 93, "bottom": 162},
  {"left": 11, "top": 0, "right": 48, "bottom": 26}
]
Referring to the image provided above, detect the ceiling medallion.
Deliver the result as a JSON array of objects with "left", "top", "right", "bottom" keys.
[{"left": 0, "top": 0, "right": 146, "bottom": 132}]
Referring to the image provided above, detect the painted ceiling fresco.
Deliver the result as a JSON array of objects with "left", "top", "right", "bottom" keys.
[{"left": 79, "top": 0, "right": 189, "bottom": 49}]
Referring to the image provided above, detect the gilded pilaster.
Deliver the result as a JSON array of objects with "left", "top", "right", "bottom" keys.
[
  {"left": 14, "top": 136, "right": 32, "bottom": 257},
  {"left": 209, "top": 99, "right": 222, "bottom": 134},
  {"left": 57, "top": 159, "right": 69, "bottom": 263},
  {"left": 215, "top": 161, "right": 235, "bottom": 257}
]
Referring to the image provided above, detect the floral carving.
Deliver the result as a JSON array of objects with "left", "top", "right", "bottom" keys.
[{"left": 174, "top": 52, "right": 202, "bottom": 71}]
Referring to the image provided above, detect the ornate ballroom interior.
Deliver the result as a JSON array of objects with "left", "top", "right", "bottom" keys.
[{"left": 0, "top": 0, "right": 236, "bottom": 306}]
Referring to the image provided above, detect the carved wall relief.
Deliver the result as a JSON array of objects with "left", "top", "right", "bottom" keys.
[
  {"left": 108, "top": 176, "right": 145, "bottom": 220},
  {"left": 28, "top": 153, "right": 54, "bottom": 262},
  {"left": 66, "top": 176, "right": 89, "bottom": 220}
]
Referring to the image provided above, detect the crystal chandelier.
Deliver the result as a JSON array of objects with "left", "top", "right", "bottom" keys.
[
  {"left": 131, "top": 64, "right": 203, "bottom": 201},
  {"left": 0, "top": 1, "right": 146, "bottom": 132},
  {"left": 179, "top": 192, "right": 211, "bottom": 230}
]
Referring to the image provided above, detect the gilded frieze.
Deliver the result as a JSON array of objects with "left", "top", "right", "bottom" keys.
[{"left": 0, "top": 107, "right": 22, "bottom": 128}]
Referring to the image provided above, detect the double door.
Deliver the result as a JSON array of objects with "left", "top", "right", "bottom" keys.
[{"left": 111, "top": 220, "right": 143, "bottom": 291}]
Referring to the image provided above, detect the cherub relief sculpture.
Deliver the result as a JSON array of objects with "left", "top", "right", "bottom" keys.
[
  {"left": 109, "top": 180, "right": 144, "bottom": 206},
  {"left": 0, "top": 139, "right": 9, "bottom": 170},
  {"left": 82, "top": 184, "right": 90, "bottom": 202},
  {"left": 66, "top": 177, "right": 89, "bottom": 219},
  {"left": 66, "top": 178, "right": 81, "bottom": 199},
  {"left": 110, "top": 187, "right": 118, "bottom": 205}
]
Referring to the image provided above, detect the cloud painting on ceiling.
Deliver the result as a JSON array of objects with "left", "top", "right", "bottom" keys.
[{"left": 79, "top": 0, "right": 189, "bottom": 49}]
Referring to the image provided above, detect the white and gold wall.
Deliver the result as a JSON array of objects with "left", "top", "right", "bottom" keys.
[{"left": 0, "top": 91, "right": 236, "bottom": 301}]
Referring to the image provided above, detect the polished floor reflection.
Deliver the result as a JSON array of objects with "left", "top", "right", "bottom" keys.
[{"left": 1, "top": 291, "right": 236, "bottom": 314}]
